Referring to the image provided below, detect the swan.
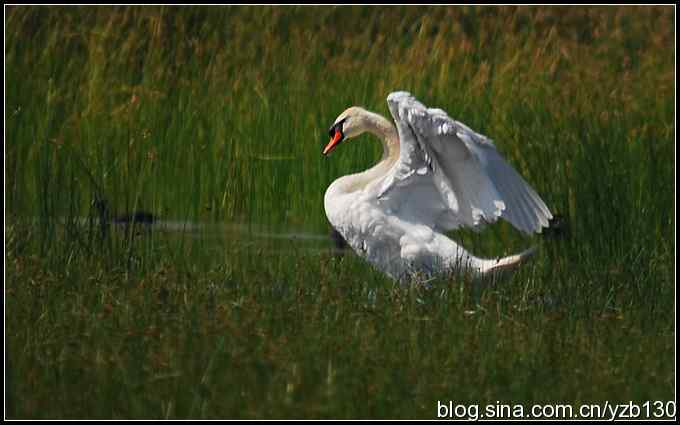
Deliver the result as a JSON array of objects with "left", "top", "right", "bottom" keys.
[{"left": 322, "top": 91, "right": 553, "bottom": 285}]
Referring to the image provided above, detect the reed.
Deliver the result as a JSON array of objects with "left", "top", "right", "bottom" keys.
[{"left": 5, "top": 5, "right": 675, "bottom": 419}]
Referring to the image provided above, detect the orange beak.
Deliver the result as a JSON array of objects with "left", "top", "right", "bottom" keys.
[{"left": 323, "top": 129, "right": 343, "bottom": 156}]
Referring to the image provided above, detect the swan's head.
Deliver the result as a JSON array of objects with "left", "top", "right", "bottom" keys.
[{"left": 323, "top": 107, "right": 371, "bottom": 156}]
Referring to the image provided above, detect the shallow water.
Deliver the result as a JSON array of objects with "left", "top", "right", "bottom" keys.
[{"left": 39, "top": 216, "right": 343, "bottom": 253}]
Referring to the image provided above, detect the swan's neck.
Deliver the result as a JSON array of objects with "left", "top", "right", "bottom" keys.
[
  {"left": 371, "top": 112, "right": 400, "bottom": 164},
  {"left": 332, "top": 112, "right": 400, "bottom": 195}
]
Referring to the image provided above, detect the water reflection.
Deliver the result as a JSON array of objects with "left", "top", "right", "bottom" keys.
[{"left": 44, "top": 215, "right": 348, "bottom": 254}]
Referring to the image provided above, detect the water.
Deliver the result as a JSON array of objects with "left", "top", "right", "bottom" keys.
[{"left": 35, "top": 215, "right": 345, "bottom": 253}]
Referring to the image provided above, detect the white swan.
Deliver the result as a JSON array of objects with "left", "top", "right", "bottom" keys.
[{"left": 323, "top": 91, "right": 553, "bottom": 284}]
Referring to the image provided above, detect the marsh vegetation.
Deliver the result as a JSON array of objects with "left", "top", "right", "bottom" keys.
[{"left": 5, "top": 6, "right": 675, "bottom": 419}]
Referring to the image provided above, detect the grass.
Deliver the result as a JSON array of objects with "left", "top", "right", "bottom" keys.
[{"left": 5, "top": 5, "right": 676, "bottom": 419}]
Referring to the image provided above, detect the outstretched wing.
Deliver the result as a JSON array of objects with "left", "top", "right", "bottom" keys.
[{"left": 379, "top": 91, "right": 552, "bottom": 234}]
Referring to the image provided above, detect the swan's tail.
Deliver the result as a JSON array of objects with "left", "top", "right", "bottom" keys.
[{"left": 481, "top": 246, "right": 537, "bottom": 280}]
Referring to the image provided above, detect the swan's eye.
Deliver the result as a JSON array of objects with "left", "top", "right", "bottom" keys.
[{"left": 328, "top": 118, "right": 346, "bottom": 138}]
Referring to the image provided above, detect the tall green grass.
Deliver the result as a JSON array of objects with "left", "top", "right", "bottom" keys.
[{"left": 5, "top": 5, "right": 675, "bottom": 419}]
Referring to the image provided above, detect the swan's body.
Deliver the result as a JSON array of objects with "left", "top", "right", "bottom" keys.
[{"left": 323, "top": 91, "right": 552, "bottom": 284}]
